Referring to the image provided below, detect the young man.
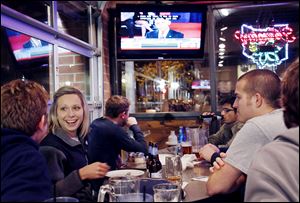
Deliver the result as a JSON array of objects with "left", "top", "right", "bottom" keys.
[
  {"left": 1, "top": 79, "right": 51, "bottom": 201},
  {"left": 206, "top": 69, "right": 287, "bottom": 196},
  {"left": 199, "top": 95, "right": 244, "bottom": 161},
  {"left": 245, "top": 58, "right": 299, "bottom": 202},
  {"left": 87, "top": 95, "right": 148, "bottom": 191},
  {"left": 209, "top": 95, "right": 244, "bottom": 148}
]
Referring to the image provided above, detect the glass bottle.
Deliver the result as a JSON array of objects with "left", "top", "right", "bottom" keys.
[{"left": 149, "top": 143, "right": 162, "bottom": 178}]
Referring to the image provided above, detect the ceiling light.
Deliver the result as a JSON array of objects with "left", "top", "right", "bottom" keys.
[
  {"left": 218, "top": 64, "right": 224, "bottom": 67},
  {"left": 219, "top": 56, "right": 225, "bottom": 59},
  {"left": 219, "top": 52, "right": 225, "bottom": 55},
  {"left": 219, "top": 43, "right": 226, "bottom": 49},
  {"left": 219, "top": 48, "right": 226, "bottom": 52},
  {"left": 219, "top": 37, "right": 226, "bottom": 42},
  {"left": 220, "top": 26, "right": 228, "bottom": 31},
  {"left": 219, "top": 60, "right": 224, "bottom": 63},
  {"left": 220, "top": 9, "right": 229, "bottom": 17}
]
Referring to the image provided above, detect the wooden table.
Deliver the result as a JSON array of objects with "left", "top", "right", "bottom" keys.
[{"left": 182, "top": 161, "right": 210, "bottom": 202}]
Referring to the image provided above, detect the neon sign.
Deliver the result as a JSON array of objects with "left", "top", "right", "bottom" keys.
[{"left": 234, "top": 24, "right": 296, "bottom": 69}]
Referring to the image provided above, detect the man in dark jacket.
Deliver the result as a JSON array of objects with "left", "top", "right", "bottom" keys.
[
  {"left": 1, "top": 79, "right": 51, "bottom": 202},
  {"left": 88, "top": 95, "right": 148, "bottom": 192}
]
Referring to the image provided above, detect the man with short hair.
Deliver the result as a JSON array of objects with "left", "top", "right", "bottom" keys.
[
  {"left": 206, "top": 69, "right": 287, "bottom": 197},
  {"left": 1, "top": 79, "right": 51, "bottom": 201},
  {"left": 88, "top": 95, "right": 148, "bottom": 191},
  {"left": 245, "top": 58, "right": 299, "bottom": 202}
]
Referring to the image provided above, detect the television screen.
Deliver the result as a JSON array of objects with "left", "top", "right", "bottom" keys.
[
  {"left": 5, "top": 28, "right": 50, "bottom": 62},
  {"left": 191, "top": 79, "right": 210, "bottom": 90},
  {"left": 116, "top": 4, "right": 207, "bottom": 60}
]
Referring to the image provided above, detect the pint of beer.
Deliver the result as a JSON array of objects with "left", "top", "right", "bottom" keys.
[{"left": 181, "top": 141, "right": 192, "bottom": 155}]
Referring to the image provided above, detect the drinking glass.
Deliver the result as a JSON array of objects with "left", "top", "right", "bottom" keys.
[
  {"left": 44, "top": 197, "right": 79, "bottom": 202},
  {"left": 165, "top": 155, "right": 182, "bottom": 186},
  {"left": 153, "top": 183, "right": 181, "bottom": 202},
  {"left": 98, "top": 176, "right": 140, "bottom": 202},
  {"left": 117, "top": 193, "right": 153, "bottom": 202},
  {"left": 188, "top": 127, "right": 208, "bottom": 158}
]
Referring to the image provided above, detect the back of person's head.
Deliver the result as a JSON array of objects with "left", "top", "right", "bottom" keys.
[
  {"left": 281, "top": 58, "right": 299, "bottom": 128},
  {"left": 49, "top": 86, "right": 89, "bottom": 138},
  {"left": 105, "top": 95, "right": 130, "bottom": 118},
  {"left": 1, "top": 79, "right": 49, "bottom": 136},
  {"left": 238, "top": 69, "right": 281, "bottom": 109}
]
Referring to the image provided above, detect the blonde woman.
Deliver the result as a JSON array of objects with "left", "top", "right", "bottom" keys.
[{"left": 40, "top": 86, "right": 109, "bottom": 201}]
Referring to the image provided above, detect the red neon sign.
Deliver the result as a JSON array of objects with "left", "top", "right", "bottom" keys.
[
  {"left": 234, "top": 24, "right": 296, "bottom": 68},
  {"left": 235, "top": 26, "right": 296, "bottom": 45}
]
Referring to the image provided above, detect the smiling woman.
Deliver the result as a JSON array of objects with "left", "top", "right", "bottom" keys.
[{"left": 39, "top": 86, "right": 110, "bottom": 201}]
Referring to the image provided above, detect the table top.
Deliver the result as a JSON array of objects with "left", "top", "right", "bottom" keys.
[
  {"left": 120, "top": 147, "right": 211, "bottom": 201},
  {"left": 158, "top": 147, "right": 211, "bottom": 202}
]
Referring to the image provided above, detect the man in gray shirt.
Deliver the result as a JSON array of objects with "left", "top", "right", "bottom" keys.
[
  {"left": 206, "top": 69, "right": 287, "bottom": 196},
  {"left": 245, "top": 58, "right": 299, "bottom": 202}
]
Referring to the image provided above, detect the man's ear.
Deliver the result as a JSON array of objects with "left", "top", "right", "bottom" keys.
[
  {"left": 118, "top": 112, "right": 124, "bottom": 120},
  {"left": 37, "top": 114, "right": 47, "bottom": 131},
  {"left": 254, "top": 93, "right": 263, "bottom": 107},
  {"left": 32, "top": 114, "right": 48, "bottom": 143}
]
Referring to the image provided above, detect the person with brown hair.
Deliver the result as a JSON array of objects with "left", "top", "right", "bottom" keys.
[
  {"left": 245, "top": 58, "right": 299, "bottom": 202},
  {"left": 88, "top": 95, "right": 148, "bottom": 192},
  {"left": 1, "top": 79, "right": 51, "bottom": 201},
  {"left": 205, "top": 69, "right": 287, "bottom": 198},
  {"left": 40, "top": 86, "right": 109, "bottom": 201}
]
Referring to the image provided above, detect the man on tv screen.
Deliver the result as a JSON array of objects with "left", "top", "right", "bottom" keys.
[{"left": 146, "top": 17, "right": 184, "bottom": 38}]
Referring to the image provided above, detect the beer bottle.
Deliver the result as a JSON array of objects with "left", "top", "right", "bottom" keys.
[
  {"left": 146, "top": 142, "right": 153, "bottom": 171},
  {"left": 149, "top": 143, "right": 162, "bottom": 178}
]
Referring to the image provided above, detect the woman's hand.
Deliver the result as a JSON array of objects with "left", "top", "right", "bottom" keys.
[{"left": 79, "top": 162, "right": 110, "bottom": 180}]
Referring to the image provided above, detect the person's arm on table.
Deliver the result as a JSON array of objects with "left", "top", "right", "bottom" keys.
[{"left": 206, "top": 161, "right": 243, "bottom": 196}]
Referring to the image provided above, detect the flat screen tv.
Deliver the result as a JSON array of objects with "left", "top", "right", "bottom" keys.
[
  {"left": 5, "top": 28, "right": 51, "bottom": 62},
  {"left": 116, "top": 4, "right": 207, "bottom": 60}
]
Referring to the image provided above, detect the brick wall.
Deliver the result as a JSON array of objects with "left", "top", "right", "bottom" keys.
[
  {"left": 57, "top": 52, "right": 89, "bottom": 96},
  {"left": 101, "top": 2, "right": 116, "bottom": 102}
]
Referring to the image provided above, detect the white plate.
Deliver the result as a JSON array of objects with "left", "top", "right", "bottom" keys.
[
  {"left": 106, "top": 169, "right": 144, "bottom": 178},
  {"left": 166, "top": 141, "right": 178, "bottom": 146}
]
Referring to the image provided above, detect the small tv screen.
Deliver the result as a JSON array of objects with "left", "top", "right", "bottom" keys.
[
  {"left": 5, "top": 28, "right": 50, "bottom": 62},
  {"left": 116, "top": 4, "right": 207, "bottom": 60},
  {"left": 191, "top": 79, "right": 210, "bottom": 90}
]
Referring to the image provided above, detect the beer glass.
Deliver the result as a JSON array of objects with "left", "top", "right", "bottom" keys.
[
  {"left": 165, "top": 155, "right": 182, "bottom": 186},
  {"left": 181, "top": 129, "right": 192, "bottom": 155},
  {"left": 187, "top": 127, "right": 208, "bottom": 159}
]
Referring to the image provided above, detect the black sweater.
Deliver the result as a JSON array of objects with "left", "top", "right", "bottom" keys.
[{"left": 87, "top": 117, "right": 147, "bottom": 190}]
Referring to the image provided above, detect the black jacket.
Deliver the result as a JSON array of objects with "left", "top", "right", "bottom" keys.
[
  {"left": 40, "top": 129, "right": 94, "bottom": 201},
  {"left": 1, "top": 128, "right": 51, "bottom": 202}
]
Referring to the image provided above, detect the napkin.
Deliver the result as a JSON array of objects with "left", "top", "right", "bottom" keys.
[{"left": 181, "top": 154, "right": 197, "bottom": 171}]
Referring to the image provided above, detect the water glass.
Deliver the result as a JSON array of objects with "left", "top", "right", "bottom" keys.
[
  {"left": 117, "top": 193, "right": 153, "bottom": 202},
  {"left": 153, "top": 183, "right": 181, "bottom": 202}
]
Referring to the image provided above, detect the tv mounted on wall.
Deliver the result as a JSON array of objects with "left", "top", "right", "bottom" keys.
[
  {"left": 5, "top": 28, "right": 50, "bottom": 62},
  {"left": 116, "top": 4, "right": 207, "bottom": 60}
]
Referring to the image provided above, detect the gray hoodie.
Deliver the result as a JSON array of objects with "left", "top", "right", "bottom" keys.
[{"left": 245, "top": 127, "right": 299, "bottom": 202}]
